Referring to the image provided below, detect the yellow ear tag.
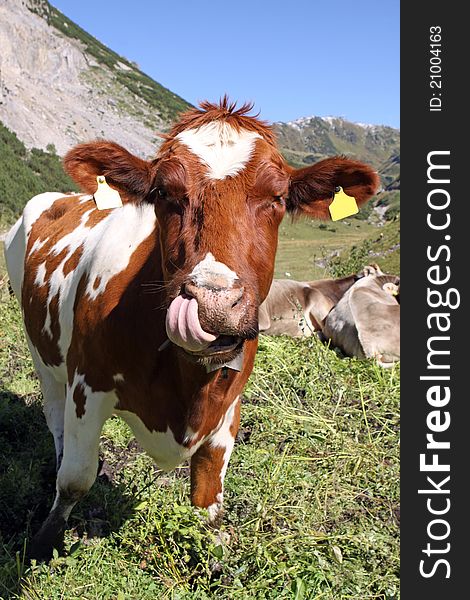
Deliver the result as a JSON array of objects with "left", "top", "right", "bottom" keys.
[
  {"left": 93, "top": 175, "right": 123, "bottom": 210},
  {"left": 328, "top": 186, "right": 358, "bottom": 221}
]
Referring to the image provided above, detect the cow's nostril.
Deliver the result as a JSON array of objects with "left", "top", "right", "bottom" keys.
[
  {"left": 182, "top": 284, "right": 194, "bottom": 299},
  {"left": 230, "top": 286, "right": 244, "bottom": 308}
]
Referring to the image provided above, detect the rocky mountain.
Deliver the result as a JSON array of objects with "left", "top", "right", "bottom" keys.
[
  {"left": 273, "top": 116, "right": 400, "bottom": 174},
  {"left": 0, "top": 0, "right": 189, "bottom": 158}
]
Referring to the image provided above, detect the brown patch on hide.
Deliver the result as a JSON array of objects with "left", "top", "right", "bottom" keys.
[{"left": 73, "top": 383, "right": 87, "bottom": 418}]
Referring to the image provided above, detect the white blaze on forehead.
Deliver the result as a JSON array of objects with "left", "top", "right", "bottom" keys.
[
  {"left": 189, "top": 252, "right": 238, "bottom": 288},
  {"left": 176, "top": 121, "right": 261, "bottom": 180}
]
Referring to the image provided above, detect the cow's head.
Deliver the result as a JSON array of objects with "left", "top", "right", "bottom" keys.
[{"left": 64, "top": 98, "right": 379, "bottom": 364}]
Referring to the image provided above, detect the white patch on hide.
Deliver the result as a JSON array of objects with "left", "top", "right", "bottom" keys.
[
  {"left": 210, "top": 396, "right": 239, "bottom": 486},
  {"left": 28, "top": 236, "right": 50, "bottom": 258},
  {"left": 207, "top": 494, "right": 224, "bottom": 523},
  {"left": 34, "top": 262, "right": 47, "bottom": 287},
  {"left": 115, "top": 410, "right": 205, "bottom": 471},
  {"left": 4, "top": 192, "right": 64, "bottom": 298},
  {"left": 51, "top": 371, "right": 118, "bottom": 515}
]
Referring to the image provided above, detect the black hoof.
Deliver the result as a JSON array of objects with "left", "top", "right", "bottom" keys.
[{"left": 27, "top": 515, "right": 66, "bottom": 562}]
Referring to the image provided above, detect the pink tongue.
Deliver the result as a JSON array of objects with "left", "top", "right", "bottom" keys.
[{"left": 166, "top": 295, "right": 217, "bottom": 352}]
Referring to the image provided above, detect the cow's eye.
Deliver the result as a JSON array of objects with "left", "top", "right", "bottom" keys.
[
  {"left": 151, "top": 186, "right": 186, "bottom": 216},
  {"left": 148, "top": 186, "right": 167, "bottom": 202},
  {"left": 273, "top": 195, "right": 285, "bottom": 206}
]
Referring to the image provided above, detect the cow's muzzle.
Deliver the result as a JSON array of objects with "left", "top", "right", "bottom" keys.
[{"left": 165, "top": 278, "right": 257, "bottom": 360}]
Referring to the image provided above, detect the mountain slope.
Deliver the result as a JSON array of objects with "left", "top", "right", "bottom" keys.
[
  {"left": 273, "top": 116, "right": 400, "bottom": 171},
  {"left": 0, "top": 0, "right": 190, "bottom": 158}
]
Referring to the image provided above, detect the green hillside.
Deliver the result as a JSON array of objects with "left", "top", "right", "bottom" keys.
[
  {"left": 0, "top": 121, "right": 79, "bottom": 228},
  {"left": 378, "top": 152, "right": 400, "bottom": 190},
  {"left": 328, "top": 216, "right": 401, "bottom": 277},
  {"left": 274, "top": 118, "right": 400, "bottom": 171}
]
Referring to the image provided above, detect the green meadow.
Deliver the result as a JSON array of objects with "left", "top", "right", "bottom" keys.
[{"left": 0, "top": 215, "right": 399, "bottom": 599}]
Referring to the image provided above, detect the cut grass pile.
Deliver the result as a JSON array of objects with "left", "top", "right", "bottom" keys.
[{"left": 0, "top": 269, "right": 399, "bottom": 599}]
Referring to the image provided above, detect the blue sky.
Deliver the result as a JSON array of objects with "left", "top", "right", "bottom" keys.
[{"left": 51, "top": 0, "right": 399, "bottom": 128}]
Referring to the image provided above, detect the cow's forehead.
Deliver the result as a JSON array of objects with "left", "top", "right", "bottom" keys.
[{"left": 175, "top": 121, "right": 262, "bottom": 181}]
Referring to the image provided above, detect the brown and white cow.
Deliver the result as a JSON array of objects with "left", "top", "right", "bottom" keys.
[
  {"left": 258, "top": 265, "right": 384, "bottom": 337},
  {"left": 4, "top": 98, "right": 378, "bottom": 559}
]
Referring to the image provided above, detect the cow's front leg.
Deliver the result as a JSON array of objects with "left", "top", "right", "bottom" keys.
[
  {"left": 29, "top": 380, "right": 116, "bottom": 561},
  {"left": 190, "top": 396, "right": 241, "bottom": 525}
]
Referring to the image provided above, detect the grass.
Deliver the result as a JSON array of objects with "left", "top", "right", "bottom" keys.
[
  {"left": 0, "top": 249, "right": 399, "bottom": 598},
  {"left": 275, "top": 217, "right": 379, "bottom": 281},
  {"left": 327, "top": 218, "right": 400, "bottom": 278}
]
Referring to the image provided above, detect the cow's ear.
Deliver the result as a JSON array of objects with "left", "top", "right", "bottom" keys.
[
  {"left": 64, "top": 141, "right": 154, "bottom": 198},
  {"left": 287, "top": 156, "right": 379, "bottom": 220}
]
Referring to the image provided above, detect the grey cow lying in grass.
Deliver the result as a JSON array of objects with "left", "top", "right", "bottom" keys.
[
  {"left": 259, "top": 265, "right": 383, "bottom": 337},
  {"left": 259, "top": 266, "right": 400, "bottom": 366},
  {"left": 322, "top": 273, "right": 400, "bottom": 367}
]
